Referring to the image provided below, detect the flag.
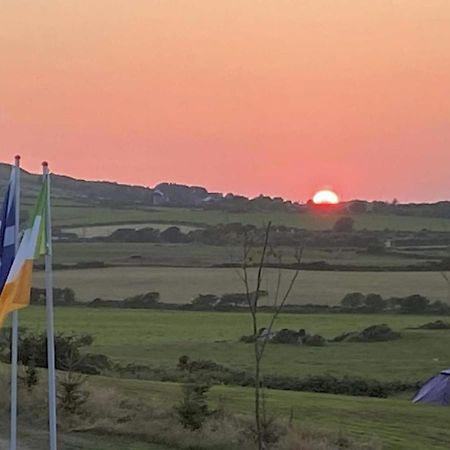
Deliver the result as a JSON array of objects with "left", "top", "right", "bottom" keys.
[
  {"left": 0, "top": 169, "right": 18, "bottom": 294},
  {"left": 0, "top": 177, "right": 48, "bottom": 326}
]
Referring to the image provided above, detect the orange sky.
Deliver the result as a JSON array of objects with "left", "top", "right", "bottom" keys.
[{"left": 1, "top": 1, "right": 450, "bottom": 202}]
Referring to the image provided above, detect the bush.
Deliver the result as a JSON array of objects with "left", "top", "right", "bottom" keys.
[
  {"left": 176, "top": 383, "right": 211, "bottom": 430},
  {"left": 398, "top": 295, "right": 430, "bottom": 313},
  {"left": 341, "top": 292, "right": 365, "bottom": 309},
  {"left": 303, "top": 334, "right": 326, "bottom": 346},
  {"left": 418, "top": 320, "right": 450, "bottom": 330},
  {"left": 333, "top": 324, "right": 400, "bottom": 343},
  {"left": 333, "top": 216, "right": 354, "bottom": 232},
  {"left": 122, "top": 292, "right": 160, "bottom": 308},
  {"left": 0, "top": 331, "right": 112, "bottom": 375},
  {"left": 58, "top": 372, "right": 89, "bottom": 415},
  {"left": 364, "top": 294, "right": 386, "bottom": 312},
  {"left": 191, "top": 294, "right": 220, "bottom": 308}
]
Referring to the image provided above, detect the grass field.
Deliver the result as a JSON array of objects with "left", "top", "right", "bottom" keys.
[
  {"left": 51, "top": 205, "right": 450, "bottom": 231},
  {"left": 103, "top": 377, "right": 450, "bottom": 450},
  {"left": 52, "top": 242, "right": 432, "bottom": 268},
  {"left": 33, "top": 266, "right": 448, "bottom": 304},
  {"left": 14, "top": 307, "right": 450, "bottom": 382},
  {"left": 65, "top": 222, "right": 201, "bottom": 238}
]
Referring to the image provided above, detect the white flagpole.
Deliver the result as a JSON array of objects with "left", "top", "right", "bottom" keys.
[
  {"left": 10, "top": 155, "right": 21, "bottom": 450},
  {"left": 43, "top": 162, "right": 57, "bottom": 450}
]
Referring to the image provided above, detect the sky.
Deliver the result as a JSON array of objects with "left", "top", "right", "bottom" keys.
[{"left": 1, "top": 1, "right": 450, "bottom": 202}]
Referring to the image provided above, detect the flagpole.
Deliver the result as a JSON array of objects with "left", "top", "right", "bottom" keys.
[
  {"left": 10, "top": 155, "right": 21, "bottom": 450},
  {"left": 43, "top": 162, "right": 57, "bottom": 450}
]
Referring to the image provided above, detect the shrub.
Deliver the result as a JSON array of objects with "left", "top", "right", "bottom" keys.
[
  {"left": 341, "top": 292, "right": 365, "bottom": 309},
  {"left": 418, "top": 320, "right": 450, "bottom": 330},
  {"left": 176, "top": 382, "right": 211, "bottom": 430},
  {"left": 333, "top": 216, "right": 354, "bottom": 232},
  {"left": 398, "top": 295, "right": 430, "bottom": 313},
  {"left": 58, "top": 372, "right": 89, "bottom": 415},
  {"left": 303, "top": 334, "right": 326, "bottom": 346},
  {"left": 333, "top": 324, "right": 400, "bottom": 343},
  {"left": 191, "top": 294, "right": 220, "bottom": 308},
  {"left": 364, "top": 294, "right": 386, "bottom": 312},
  {"left": 122, "top": 292, "right": 160, "bottom": 308}
]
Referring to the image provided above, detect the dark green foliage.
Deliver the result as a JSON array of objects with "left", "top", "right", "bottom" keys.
[
  {"left": 115, "top": 356, "right": 420, "bottom": 399},
  {"left": 364, "top": 294, "right": 386, "bottom": 312},
  {"left": 261, "top": 374, "right": 419, "bottom": 398},
  {"left": 21, "top": 360, "right": 39, "bottom": 391},
  {"left": 333, "top": 324, "right": 400, "bottom": 343},
  {"left": 0, "top": 330, "right": 111, "bottom": 375},
  {"left": 333, "top": 216, "right": 354, "bottom": 232},
  {"left": 341, "top": 292, "right": 365, "bottom": 309},
  {"left": 89, "top": 292, "right": 161, "bottom": 309},
  {"left": 58, "top": 372, "right": 89, "bottom": 415},
  {"left": 122, "top": 292, "right": 160, "bottom": 308},
  {"left": 30, "top": 287, "right": 76, "bottom": 306},
  {"left": 191, "top": 294, "right": 219, "bottom": 308},
  {"left": 176, "top": 383, "right": 211, "bottom": 430},
  {"left": 397, "top": 295, "right": 430, "bottom": 313},
  {"left": 417, "top": 320, "right": 450, "bottom": 330},
  {"left": 160, "top": 226, "right": 191, "bottom": 243},
  {"left": 303, "top": 334, "right": 327, "bottom": 346}
]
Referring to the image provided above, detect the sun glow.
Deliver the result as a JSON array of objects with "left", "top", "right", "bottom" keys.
[{"left": 312, "top": 189, "right": 340, "bottom": 205}]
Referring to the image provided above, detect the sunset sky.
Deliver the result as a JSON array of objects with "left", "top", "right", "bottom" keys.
[{"left": 1, "top": 1, "right": 449, "bottom": 202}]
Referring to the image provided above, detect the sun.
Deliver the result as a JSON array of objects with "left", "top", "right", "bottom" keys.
[{"left": 312, "top": 189, "right": 340, "bottom": 205}]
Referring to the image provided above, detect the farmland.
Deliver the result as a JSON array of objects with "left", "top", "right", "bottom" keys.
[
  {"left": 51, "top": 241, "right": 436, "bottom": 268},
  {"left": 6, "top": 307, "right": 450, "bottom": 449},
  {"left": 51, "top": 205, "right": 450, "bottom": 231},
  {"left": 14, "top": 307, "right": 450, "bottom": 382},
  {"left": 4, "top": 170, "right": 450, "bottom": 449},
  {"left": 33, "top": 266, "right": 448, "bottom": 304}
]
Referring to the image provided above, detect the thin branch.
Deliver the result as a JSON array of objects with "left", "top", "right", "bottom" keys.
[
  {"left": 253, "top": 222, "right": 272, "bottom": 311},
  {"left": 259, "top": 247, "right": 303, "bottom": 359}
]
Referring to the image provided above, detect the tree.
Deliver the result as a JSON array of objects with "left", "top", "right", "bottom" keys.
[
  {"left": 333, "top": 216, "right": 354, "bottom": 232},
  {"left": 398, "top": 295, "right": 430, "bottom": 313},
  {"left": 341, "top": 292, "right": 365, "bottom": 309},
  {"left": 238, "top": 222, "right": 301, "bottom": 449},
  {"left": 176, "top": 382, "right": 211, "bottom": 430},
  {"left": 364, "top": 293, "right": 386, "bottom": 312}
]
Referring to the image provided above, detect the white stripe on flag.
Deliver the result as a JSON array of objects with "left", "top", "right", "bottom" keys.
[{"left": 4, "top": 226, "right": 15, "bottom": 247}]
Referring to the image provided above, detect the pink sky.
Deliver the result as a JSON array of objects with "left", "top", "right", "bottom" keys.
[{"left": 1, "top": 1, "right": 450, "bottom": 202}]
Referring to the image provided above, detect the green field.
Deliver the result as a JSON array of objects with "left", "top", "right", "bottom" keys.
[
  {"left": 52, "top": 241, "right": 432, "bottom": 268},
  {"left": 65, "top": 222, "right": 201, "bottom": 238},
  {"left": 105, "top": 378, "right": 450, "bottom": 450},
  {"left": 33, "top": 266, "right": 448, "bottom": 304},
  {"left": 7, "top": 307, "right": 450, "bottom": 449},
  {"left": 14, "top": 307, "right": 450, "bottom": 382},
  {"left": 50, "top": 205, "right": 450, "bottom": 231}
]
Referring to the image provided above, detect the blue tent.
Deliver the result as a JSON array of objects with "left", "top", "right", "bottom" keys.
[{"left": 413, "top": 369, "right": 450, "bottom": 405}]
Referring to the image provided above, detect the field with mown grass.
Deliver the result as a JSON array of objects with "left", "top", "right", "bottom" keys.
[
  {"left": 103, "top": 377, "right": 450, "bottom": 450},
  {"left": 33, "top": 266, "right": 448, "bottom": 304},
  {"left": 13, "top": 307, "right": 450, "bottom": 382},
  {"left": 49, "top": 204, "right": 450, "bottom": 231},
  {"left": 52, "top": 241, "right": 433, "bottom": 268}
]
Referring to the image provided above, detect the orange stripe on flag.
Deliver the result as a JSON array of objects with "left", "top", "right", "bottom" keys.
[{"left": 0, "top": 260, "right": 34, "bottom": 326}]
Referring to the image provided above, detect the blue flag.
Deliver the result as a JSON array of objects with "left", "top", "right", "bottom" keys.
[{"left": 0, "top": 169, "right": 17, "bottom": 292}]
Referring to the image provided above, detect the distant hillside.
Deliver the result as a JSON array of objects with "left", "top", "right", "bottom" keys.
[
  {"left": 1, "top": 162, "right": 450, "bottom": 218},
  {"left": 0, "top": 163, "right": 300, "bottom": 212}
]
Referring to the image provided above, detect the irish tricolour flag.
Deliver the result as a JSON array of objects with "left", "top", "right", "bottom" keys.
[{"left": 0, "top": 178, "right": 48, "bottom": 326}]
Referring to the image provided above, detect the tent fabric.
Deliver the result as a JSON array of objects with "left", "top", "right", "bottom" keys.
[{"left": 413, "top": 369, "right": 450, "bottom": 405}]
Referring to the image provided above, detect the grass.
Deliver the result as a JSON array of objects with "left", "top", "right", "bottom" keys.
[
  {"left": 94, "top": 376, "right": 450, "bottom": 450},
  {"left": 64, "top": 222, "right": 201, "bottom": 238},
  {"left": 51, "top": 241, "right": 432, "bottom": 268},
  {"left": 49, "top": 204, "right": 450, "bottom": 231},
  {"left": 14, "top": 307, "right": 450, "bottom": 382},
  {"left": 33, "top": 266, "right": 448, "bottom": 304}
]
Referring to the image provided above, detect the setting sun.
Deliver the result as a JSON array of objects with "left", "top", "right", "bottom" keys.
[{"left": 312, "top": 189, "right": 340, "bottom": 205}]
